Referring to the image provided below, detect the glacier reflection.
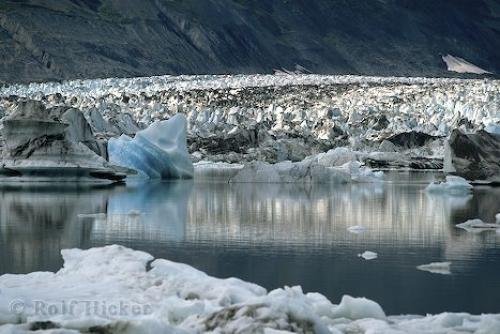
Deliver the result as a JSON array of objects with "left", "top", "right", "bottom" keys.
[{"left": 1, "top": 177, "right": 500, "bottom": 314}]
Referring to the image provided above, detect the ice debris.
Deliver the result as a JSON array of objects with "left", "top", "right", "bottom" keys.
[
  {"left": 2, "top": 245, "right": 499, "bottom": 333},
  {"left": 416, "top": 262, "right": 452, "bottom": 275},
  {"left": 108, "top": 114, "right": 194, "bottom": 179},
  {"left": 426, "top": 176, "right": 473, "bottom": 195}
]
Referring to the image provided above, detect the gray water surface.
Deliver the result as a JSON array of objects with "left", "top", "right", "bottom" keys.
[{"left": 1, "top": 171, "right": 499, "bottom": 315}]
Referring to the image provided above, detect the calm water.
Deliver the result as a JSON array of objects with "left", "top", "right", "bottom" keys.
[{"left": 1, "top": 171, "right": 500, "bottom": 315}]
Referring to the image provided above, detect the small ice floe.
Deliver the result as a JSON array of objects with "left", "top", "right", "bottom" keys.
[
  {"left": 348, "top": 225, "right": 366, "bottom": 234},
  {"left": 358, "top": 251, "right": 378, "bottom": 260},
  {"left": 417, "top": 262, "right": 452, "bottom": 275},
  {"left": 77, "top": 213, "right": 106, "bottom": 220},
  {"left": 456, "top": 219, "right": 500, "bottom": 233},
  {"left": 425, "top": 175, "right": 473, "bottom": 196}
]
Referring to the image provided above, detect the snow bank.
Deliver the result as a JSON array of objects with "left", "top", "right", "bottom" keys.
[
  {"left": 2, "top": 245, "right": 498, "bottom": 333},
  {"left": 426, "top": 176, "right": 473, "bottom": 195},
  {"left": 442, "top": 55, "right": 492, "bottom": 75},
  {"left": 108, "top": 114, "right": 193, "bottom": 179}
]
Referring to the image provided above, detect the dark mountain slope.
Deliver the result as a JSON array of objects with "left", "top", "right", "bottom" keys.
[{"left": 0, "top": 0, "right": 499, "bottom": 83}]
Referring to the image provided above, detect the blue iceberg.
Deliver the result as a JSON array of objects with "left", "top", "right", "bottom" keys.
[{"left": 108, "top": 114, "right": 193, "bottom": 179}]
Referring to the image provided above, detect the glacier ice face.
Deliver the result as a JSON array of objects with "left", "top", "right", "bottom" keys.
[
  {"left": 1, "top": 245, "right": 499, "bottom": 334},
  {"left": 1, "top": 74, "right": 499, "bottom": 165},
  {"left": 108, "top": 114, "right": 194, "bottom": 179}
]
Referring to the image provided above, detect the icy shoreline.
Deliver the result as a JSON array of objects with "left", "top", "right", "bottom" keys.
[{"left": 0, "top": 245, "right": 498, "bottom": 334}]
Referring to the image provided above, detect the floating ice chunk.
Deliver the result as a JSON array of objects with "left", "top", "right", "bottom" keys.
[
  {"left": 456, "top": 219, "right": 500, "bottom": 232},
  {"left": 442, "top": 54, "right": 492, "bottom": 75},
  {"left": 348, "top": 225, "right": 366, "bottom": 234},
  {"left": 417, "top": 262, "right": 452, "bottom": 275},
  {"left": 331, "top": 295, "right": 386, "bottom": 320},
  {"left": 229, "top": 160, "right": 351, "bottom": 183},
  {"left": 229, "top": 156, "right": 382, "bottom": 184},
  {"left": 108, "top": 114, "right": 193, "bottom": 179},
  {"left": 425, "top": 175, "right": 473, "bottom": 195},
  {"left": 358, "top": 251, "right": 378, "bottom": 260}
]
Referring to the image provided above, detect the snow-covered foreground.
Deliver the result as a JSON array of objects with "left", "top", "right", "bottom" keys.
[{"left": 1, "top": 245, "right": 499, "bottom": 334}]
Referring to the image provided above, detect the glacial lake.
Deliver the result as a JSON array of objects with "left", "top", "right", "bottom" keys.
[{"left": 1, "top": 171, "right": 499, "bottom": 316}]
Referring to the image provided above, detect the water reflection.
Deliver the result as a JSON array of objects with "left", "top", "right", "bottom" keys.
[{"left": 0, "top": 176, "right": 499, "bottom": 314}]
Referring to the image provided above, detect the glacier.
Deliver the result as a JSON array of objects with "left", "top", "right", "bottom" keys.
[
  {"left": 1, "top": 74, "right": 499, "bottom": 167},
  {"left": 1, "top": 245, "right": 499, "bottom": 334},
  {"left": 0, "top": 74, "right": 498, "bottom": 182},
  {"left": 108, "top": 114, "right": 194, "bottom": 179}
]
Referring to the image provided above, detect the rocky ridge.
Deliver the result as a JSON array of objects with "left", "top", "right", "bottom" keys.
[{"left": 0, "top": 0, "right": 499, "bottom": 83}]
